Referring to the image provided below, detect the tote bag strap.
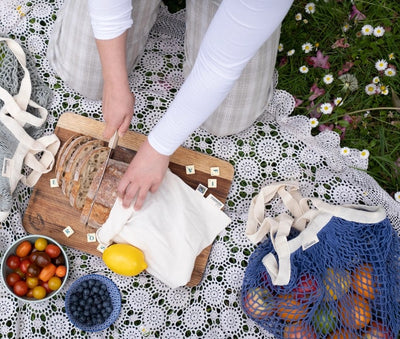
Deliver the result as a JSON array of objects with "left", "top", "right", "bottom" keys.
[
  {"left": 0, "top": 38, "right": 47, "bottom": 127},
  {"left": 0, "top": 111, "right": 60, "bottom": 189},
  {"left": 253, "top": 183, "right": 387, "bottom": 286},
  {"left": 245, "top": 181, "right": 310, "bottom": 244}
]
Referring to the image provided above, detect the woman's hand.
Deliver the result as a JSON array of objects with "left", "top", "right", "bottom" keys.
[
  {"left": 102, "top": 83, "right": 135, "bottom": 139},
  {"left": 117, "top": 138, "right": 170, "bottom": 210}
]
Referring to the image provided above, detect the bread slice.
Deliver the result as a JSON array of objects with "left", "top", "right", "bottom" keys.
[
  {"left": 69, "top": 147, "right": 109, "bottom": 210},
  {"left": 61, "top": 139, "right": 106, "bottom": 196},
  {"left": 80, "top": 159, "right": 128, "bottom": 228},
  {"left": 55, "top": 134, "right": 82, "bottom": 175},
  {"left": 55, "top": 135, "right": 93, "bottom": 185}
]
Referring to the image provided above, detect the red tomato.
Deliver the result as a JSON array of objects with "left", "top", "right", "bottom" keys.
[
  {"left": 6, "top": 255, "right": 20, "bottom": 270},
  {"left": 16, "top": 241, "right": 32, "bottom": 258},
  {"left": 20, "top": 259, "right": 31, "bottom": 274},
  {"left": 13, "top": 280, "right": 28, "bottom": 296},
  {"left": 45, "top": 244, "right": 61, "bottom": 259},
  {"left": 6, "top": 272, "right": 21, "bottom": 287}
]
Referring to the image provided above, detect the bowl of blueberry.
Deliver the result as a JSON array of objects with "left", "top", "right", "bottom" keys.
[{"left": 65, "top": 274, "right": 121, "bottom": 332}]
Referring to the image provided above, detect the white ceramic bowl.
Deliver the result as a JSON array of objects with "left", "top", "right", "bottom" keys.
[{"left": 1, "top": 234, "right": 69, "bottom": 302}]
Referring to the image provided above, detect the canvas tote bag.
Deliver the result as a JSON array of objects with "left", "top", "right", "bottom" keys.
[{"left": 0, "top": 38, "right": 60, "bottom": 221}]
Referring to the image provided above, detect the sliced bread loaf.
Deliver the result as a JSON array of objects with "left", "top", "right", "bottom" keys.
[
  {"left": 61, "top": 138, "right": 106, "bottom": 196},
  {"left": 80, "top": 159, "right": 128, "bottom": 228},
  {"left": 69, "top": 147, "right": 109, "bottom": 210},
  {"left": 55, "top": 135, "right": 93, "bottom": 185}
]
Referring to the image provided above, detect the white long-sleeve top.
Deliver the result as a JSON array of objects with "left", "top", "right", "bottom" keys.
[{"left": 88, "top": 0, "right": 293, "bottom": 155}]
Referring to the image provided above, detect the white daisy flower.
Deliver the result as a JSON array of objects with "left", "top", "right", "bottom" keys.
[
  {"left": 373, "top": 26, "right": 385, "bottom": 37},
  {"left": 295, "top": 13, "right": 302, "bottom": 21},
  {"left": 342, "top": 23, "right": 350, "bottom": 32},
  {"left": 365, "top": 83, "right": 377, "bottom": 95},
  {"left": 303, "top": 19, "right": 309, "bottom": 24},
  {"left": 384, "top": 68, "right": 396, "bottom": 77},
  {"left": 361, "top": 25, "right": 373, "bottom": 36},
  {"left": 395, "top": 192, "right": 400, "bottom": 202},
  {"left": 278, "top": 43, "right": 284, "bottom": 52},
  {"left": 360, "top": 149, "right": 370, "bottom": 159},
  {"left": 334, "top": 97, "right": 343, "bottom": 106},
  {"left": 302, "top": 42, "right": 313, "bottom": 53},
  {"left": 388, "top": 53, "right": 395, "bottom": 60},
  {"left": 305, "top": 3, "right": 316, "bottom": 14},
  {"left": 299, "top": 65, "right": 309, "bottom": 74},
  {"left": 375, "top": 59, "right": 388, "bottom": 71},
  {"left": 323, "top": 74, "right": 334, "bottom": 84},
  {"left": 341, "top": 147, "right": 350, "bottom": 156},
  {"left": 320, "top": 103, "right": 333, "bottom": 114},
  {"left": 309, "top": 118, "right": 319, "bottom": 128},
  {"left": 287, "top": 49, "right": 295, "bottom": 56},
  {"left": 381, "top": 85, "right": 389, "bottom": 95},
  {"left": 372, "top": 76, "right": 380, "bottom": 84}
]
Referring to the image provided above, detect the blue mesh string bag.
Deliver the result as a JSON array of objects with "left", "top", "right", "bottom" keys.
[{"left": 241, "top": 182, "right": 400, "bottom": 338}]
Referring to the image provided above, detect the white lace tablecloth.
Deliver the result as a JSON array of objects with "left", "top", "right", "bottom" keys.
[{"left": 1, "top": 1, "right": 399, "bottom": 338}]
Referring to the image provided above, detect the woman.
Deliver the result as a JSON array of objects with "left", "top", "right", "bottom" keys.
[{"left": 47, "top": 0, "right": 293, "bottom": 210}]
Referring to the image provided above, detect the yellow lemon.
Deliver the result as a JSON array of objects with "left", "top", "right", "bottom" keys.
[{"left": 102, "top": 244, "right": 147, "bottom": 276}]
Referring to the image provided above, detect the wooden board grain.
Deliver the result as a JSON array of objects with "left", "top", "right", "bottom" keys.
[{"left": 23, "top": 112, "right": 234, "bottom": 286}]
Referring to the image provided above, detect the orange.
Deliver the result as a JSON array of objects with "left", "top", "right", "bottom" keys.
[
  {"left": 283, "top": 322, "right": 317, "bottom": 339},
  {"left": 242, "top": 287, "right": 275, "bottom": 319},
  {"left": 352, "top": 263, "right": 375, "bottom": 300},
  {"left": 327, "top": 327, "right": 356, "bottom": 339},
  {"left": 276, "top": 294, "right": 309, "bottom": 322},
  {"left": 338, "top": 293, "right": 371, "bottom": 330}
]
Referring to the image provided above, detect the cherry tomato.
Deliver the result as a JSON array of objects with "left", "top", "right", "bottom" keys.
[
  {"left": 29, "top": 250, "right": 40, "bottom": 263},
  {"left": 45, "top": 244, "right": 61, "bottom": 259},
  {"left": 26, "top": 289, "right": 34, "bottom": 298},
  {"left": 32, "top": 286, "right": 47, "bottom": 300},
  {"left": 6, "top": 272, "right": 21, "bottom": 287},
  {"left": 13, "top": 280, "right": 28, "bottom": 297},
  {"left": 40, "top": 281, "right": 51, "bottom": 294},
  {"left": 55, "top": 265, "right": 67, "bottom": 278},
  {"left": 6, "top": 255, "right": 20, "bottom": 270},
  {"left": 14, "top": 268, "right": 25, "bottom": 279},
  {"left": 16, "top": 241, "right": 32, "bottom": 258},
  {"left": 20, "top": 259, "right": 31, "bottom": 274},
  {"left": 34, "top": 252, "right": 51, "bottom": 268},
  {"left": 26, "top": 276, "right": 39, "bottom": 289},
  {"left": 48, "top": 276, "right": 62, "bottom": 291},
  {"left": 27, "top": 263, "right": 41, "bottom": 277},
  {"left": 34, "top": 238, "right": 48, "bottom": 251}
]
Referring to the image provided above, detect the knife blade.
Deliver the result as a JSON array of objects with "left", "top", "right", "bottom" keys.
[{"left": 85, "top": 131, "right": 119, "bottom": 228}]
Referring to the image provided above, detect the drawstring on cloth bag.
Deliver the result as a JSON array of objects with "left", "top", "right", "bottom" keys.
[{"left": 0, "top": 37, "right": 60, "bottom": 222}]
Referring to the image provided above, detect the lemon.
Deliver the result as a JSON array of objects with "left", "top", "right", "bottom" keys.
[{"left": 102, "top": 244, "right": 147, "bottom": 276}]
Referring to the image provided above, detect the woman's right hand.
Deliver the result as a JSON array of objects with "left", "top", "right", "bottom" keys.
[{"left": 102, "top": 82, "right": 135, "bottom": 139}]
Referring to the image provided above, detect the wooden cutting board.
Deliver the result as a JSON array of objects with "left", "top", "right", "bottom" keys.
[{"left": 23, "top": 112, "right": 234, "bottom": 286}]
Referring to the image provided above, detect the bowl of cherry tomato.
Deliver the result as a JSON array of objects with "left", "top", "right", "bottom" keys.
[{"left": 1, "top": 235, "right": 69, "bottom": 302}]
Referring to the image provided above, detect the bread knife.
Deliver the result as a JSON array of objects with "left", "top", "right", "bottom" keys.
[{"left": 85, "top": 131, "right": 119, "bottom": 228}]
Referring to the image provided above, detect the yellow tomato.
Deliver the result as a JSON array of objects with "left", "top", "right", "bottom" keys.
[
  {"left": 34, "top": 237, "right": 48, "bottom": 251},
  {"left": 102, "top": 244, "right": 147, "bottom": 276}
]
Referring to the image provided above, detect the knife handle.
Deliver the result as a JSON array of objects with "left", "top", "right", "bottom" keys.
[{"left": 108, "top": 131, "right": 119, "bottom": 149}]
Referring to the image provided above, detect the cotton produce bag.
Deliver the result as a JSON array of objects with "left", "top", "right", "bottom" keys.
[{"left": 96, "top": 169, "right": 231, "bottom": 288}]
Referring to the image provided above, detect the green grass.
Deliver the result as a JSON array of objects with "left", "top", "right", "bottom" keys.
[{"left": 276, "top": 0, "right": 400, "bottom": 199}]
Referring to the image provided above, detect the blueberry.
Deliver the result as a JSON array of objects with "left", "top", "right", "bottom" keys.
[
  {"left": 82, "top": 281, "right": 89, "bottom": 289},
  {"left": 87, "top": 297, "right": 94, "bottom": 304},
  {"left": 106, "top": 306, "right": 113, "bottom": 313},
  {"left": 70, "top": 305, "right": 77, "bottom": 312},
  {"left": 83, "top": 289, "right": 90, "bottom": 297},
  {"left": 102, "top": 301, "right": 110, "bottom": 308},
  {"left": 72, "top": 311, "right": 80, "bottom": 318},
  {"left": 100, "top": 284, "right": 107, "bottom": 291},
  {"left": 79, "top": 299, "right": 86, "bottom": 306},
  {"left": 79, "top": 316, "right": 87, "bottom": 324},
  {"left": 88, "top": 279, "right": 95, "bottom": 287},
  {"left": 90, "top": 306, "right": 97, "bottom": 314},
  {"left": 92, "top": 286, "right": 99, "bottom": 294}
]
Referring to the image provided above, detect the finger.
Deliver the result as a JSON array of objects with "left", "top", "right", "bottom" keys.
[
  {"left": 118, "top": 115, "right": 131, "bottom": 137},
  {"left": 123, "top": 182, "right": 139, "bottom": 208},
  {"left": 149, "top": 182, "right": 161, "bottom": 194},
  {"left": 133, "top": 186, "right": 149, "bottom": 211},
  {"left": 117, "top": 174, "right": 131, "bottom": 199},
  {"left": 103, "top": 123, "right": 118, "bottom": 139}
]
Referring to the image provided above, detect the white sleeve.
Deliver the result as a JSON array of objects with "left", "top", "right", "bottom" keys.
[
  {"left": 88, "top": 0, "right": 132, "bottom": 40},
  {"left": 148, "top": 0, "right": 293, "bottom": 155}
]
